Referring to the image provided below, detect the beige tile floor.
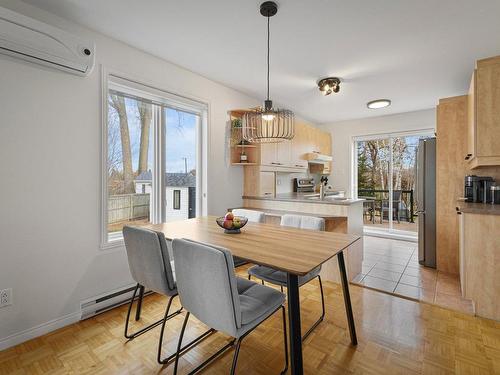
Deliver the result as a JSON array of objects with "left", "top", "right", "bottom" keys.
[{"left": 352, "top": 236, "right": 474, "bottom": 314}]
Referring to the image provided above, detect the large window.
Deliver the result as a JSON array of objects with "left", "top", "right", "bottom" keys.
[{"left": 102, "top": 74, "right": 206, "bottom": 246}]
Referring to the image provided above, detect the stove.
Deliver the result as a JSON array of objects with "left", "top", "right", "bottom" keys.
[{"left": 293, "top": 178, "right": 315, "bottom": 193}]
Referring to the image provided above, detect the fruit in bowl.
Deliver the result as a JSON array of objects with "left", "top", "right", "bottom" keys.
[{"left": 216, "top": 215, "right": 248, "bottom": 234}]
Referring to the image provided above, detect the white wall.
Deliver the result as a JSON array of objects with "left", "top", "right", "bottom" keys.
[
  {"left": 0, "top": 0, "right": 259, "bottom": 347},
  {"left": 319, "top": 108, "right": 436, "bottom": 195}
]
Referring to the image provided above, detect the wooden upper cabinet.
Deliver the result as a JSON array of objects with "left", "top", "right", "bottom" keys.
[
  {"left": 237, "top": 118, "right": 332, "bottom": 171},
  {"left": 260, "top": 142, "right": 277, "bottom": 166},
  {"left": 276, "top": 140, "right": 291, "bottom": 166},
  {"left": 467, "top": 55, "right": 500, "bottom": 168},
  {"left": 467, "top": 72, "right": 476, "bottom": 160}
]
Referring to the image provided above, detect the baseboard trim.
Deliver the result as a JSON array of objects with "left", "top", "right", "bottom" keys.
[
  {"left": 0, "top": 311, "right": 81, "bottom": 351},
  {"left": 364, "top": 229, "right": 418, "bottom": 242}
]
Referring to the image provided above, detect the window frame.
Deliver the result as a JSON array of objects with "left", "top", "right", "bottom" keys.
[
  {"left": 173, "top": 190, "right": 181, "bottom": 210},
  {"left": 100, "top": 68, "right": 209, "bottom": 249}
]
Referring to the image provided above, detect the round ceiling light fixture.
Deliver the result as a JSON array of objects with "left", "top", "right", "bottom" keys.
[
  {"left": 318, "top": 77, "right": 341, "bottom": 96},
  {"left": 367, "top": 99, "right": 391, "bottom": 109}
]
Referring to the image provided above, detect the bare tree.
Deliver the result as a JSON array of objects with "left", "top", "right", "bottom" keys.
[
  {"left": 137, "top": 101, "right": 152, "bottom": 174},
  {"left": 365, "top": 141, "right": 379, "bottom": 188},
  {"left": 107, "top": 108, "right": 122, "bottom": 176},
  {"left": 109, "top": 94, "right": 134, "bottom": 193}
]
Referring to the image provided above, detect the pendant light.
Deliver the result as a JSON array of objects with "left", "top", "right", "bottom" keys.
[{"left": 242, "top": 1, "right": 295, "bottom": 143}]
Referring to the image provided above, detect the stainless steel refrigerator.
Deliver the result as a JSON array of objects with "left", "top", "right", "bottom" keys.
[{"left": 416, "top": 138, "right": 436, "bottom": 268}]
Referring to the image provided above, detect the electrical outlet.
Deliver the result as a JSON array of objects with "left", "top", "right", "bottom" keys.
[{"left": 0, "top": 288, "right": 12, "bottom": 308}]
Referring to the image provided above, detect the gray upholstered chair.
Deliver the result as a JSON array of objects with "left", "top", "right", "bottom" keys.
[
  {"left": 171, "top": 238, "right": 288, "bottom": 375},
  {"left": 231, "top": 209, "right": 265, "bottom": 267},
  {"left": 247, "top": 214, "right": 326, "bottom": 340},
  {"left": 122, "top": 226, "right": 212, "bottom": 364}
]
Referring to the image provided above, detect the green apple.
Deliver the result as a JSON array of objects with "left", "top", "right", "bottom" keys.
[{"left": 233, "top": 217, "right": 241, "bottom": 229}]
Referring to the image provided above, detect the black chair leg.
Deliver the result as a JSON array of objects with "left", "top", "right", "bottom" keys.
[
  {"left": 174, "top": 312, "right": 191, "bottom": 375},
  {"left": 230, "top": 338, "right": 243, "bottom": 375},
  {"left": 280, "top": 305, "right": 289, "bottom": 375},
  {"left": 125, "top": 284, "right": 182, "bottom": 340},
  {"left": 302, "top": 275, "right": 326, "bottom": 341},
  {"left": 248, "top": 274, "right": 251, "bottom": 281},
  {"left": 135, "top": 285, "right": 145, "bottom": 321}
]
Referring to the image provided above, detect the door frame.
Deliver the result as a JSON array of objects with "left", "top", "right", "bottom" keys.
[{"left": 352, "top": 128, "right": 434, "bottom": 240}]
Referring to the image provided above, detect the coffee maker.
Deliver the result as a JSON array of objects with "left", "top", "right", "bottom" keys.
[{"left": 464, "top": 175, "right": 495, "bottom": 203}]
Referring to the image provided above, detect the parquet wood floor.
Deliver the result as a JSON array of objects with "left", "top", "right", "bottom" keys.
[{"left": 1, "top": 267, "right": 498, "bottom": 374}]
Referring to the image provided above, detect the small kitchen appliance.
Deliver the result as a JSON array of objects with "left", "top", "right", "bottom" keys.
[
  {"left": 293, "top": 178, "right": 315, "bottom": 193},
  {"left": 464, "top": 175, "right": 495, "bottom": 203},
  {"left": 491, "top": 185, "right": 500, "bottom": 204}
]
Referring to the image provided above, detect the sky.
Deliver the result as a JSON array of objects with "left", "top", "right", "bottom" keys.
[{"left": 109, "top": 96, "right": 197, "bottom": 175}]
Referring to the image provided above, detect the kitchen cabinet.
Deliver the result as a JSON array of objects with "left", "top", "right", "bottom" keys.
[
  {"left": 276, "top": 139, "right": 291, "bottom": 166},
  {"left": 256, "top": 121, "right": 331, "bottom": 171},
  {"left": 436, "top": 95, "right": 468, "bottom": 275},
  {"left": 457, "top": 208, "right": 500, "bottom": 321},
  {"left": 243, "top": 167, "right": 275, "bottom": 197},
  {"left": 230, "top": 110, "right": 332, "bottom": 172},
  {"left": 259, "top": 142, "right": 277, "bottom": 166},
  {"left": 259, "top": 171, "right": 275, "bottom": 196},
  {"left": 467, "top": 55, "right": 500, "bottom": 168}
]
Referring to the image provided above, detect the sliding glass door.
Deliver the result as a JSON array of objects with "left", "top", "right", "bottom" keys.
[{"left": 355, "top": 132, "right": 432, "bottom": 237}]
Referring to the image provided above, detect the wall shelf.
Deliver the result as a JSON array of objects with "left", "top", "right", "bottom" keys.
[{"left": 229, "top": 110, "right": 260, "bottom": 165}]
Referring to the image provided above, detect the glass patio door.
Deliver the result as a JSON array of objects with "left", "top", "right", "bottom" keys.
[{"left": 355, "top": 133, "right": 429, "bottom": 238}]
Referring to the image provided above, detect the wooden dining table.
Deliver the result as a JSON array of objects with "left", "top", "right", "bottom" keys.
[{"left": 144, "top": 216, "right": 360, "bottom": 375}]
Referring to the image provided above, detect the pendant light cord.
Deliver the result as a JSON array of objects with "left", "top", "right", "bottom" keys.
[{"left": 267, "top": 15, "right": 270, "bottom": 101}]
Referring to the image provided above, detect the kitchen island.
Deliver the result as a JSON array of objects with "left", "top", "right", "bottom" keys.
[{"left": 239, "top": 193, "right": 364, "bottom": 283}]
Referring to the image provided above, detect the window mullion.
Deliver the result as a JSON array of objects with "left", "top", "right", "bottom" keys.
[{"left": 151, "top": 104, "right": 164, "bottom": 224}]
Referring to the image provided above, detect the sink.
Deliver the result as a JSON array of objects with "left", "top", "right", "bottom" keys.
[{"left": 305, "top": 195, "right": 348, "bottom": 201}]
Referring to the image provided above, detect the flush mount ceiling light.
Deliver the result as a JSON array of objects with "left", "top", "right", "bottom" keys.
[
  {"left": 242, "top": 1, "right": 295, "bottom": 143},
  {"left": 367, "top": 99, "right": 391, "bottom": 109},
  {"left": 318, "top": 77, "right": 341, "bottom": 96}
]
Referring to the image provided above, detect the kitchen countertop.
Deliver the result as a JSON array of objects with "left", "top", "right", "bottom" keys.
[
  {"left": 231, "top": 207, "right": 347, "bottom": 219},
  {"left": 243, "top": 192, "right": 364, "bottom": 206},
  {"left": 456, "top": 201, "right": 500, "bottom": 215}
]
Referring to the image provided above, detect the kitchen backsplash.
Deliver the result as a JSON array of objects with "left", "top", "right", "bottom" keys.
[{"left": 276, "top": 172, "right": 309, "bottom": 194}]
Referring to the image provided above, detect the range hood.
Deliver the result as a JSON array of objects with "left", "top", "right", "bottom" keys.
[{"left": 306, "top": 152, "right": 332, "bottom": 164}]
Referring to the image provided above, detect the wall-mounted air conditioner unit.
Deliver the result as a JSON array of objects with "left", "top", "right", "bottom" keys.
[{"left": 0, "top": 6, "right": 95, "bottom": 76}]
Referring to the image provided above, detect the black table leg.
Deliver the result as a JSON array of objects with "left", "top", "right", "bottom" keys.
[
  {"left": 135, "top": 285, "right": 145, "bottom": 321},
  {"left": 287, "top": 273, "right": 303, "bottom": 375},
  {"left": 338, "top": 251, "right": 357, "bottom": 345}
]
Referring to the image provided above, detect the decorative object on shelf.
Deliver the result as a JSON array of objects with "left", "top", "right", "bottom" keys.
[
  {"left": 216, "top": 213, "right": 248, "bottom": 234},
  {"left": 232, "top": 118, "right": 242, "bottom": 128},
  {"left": 242, "top": 1, "right": 295, "bottom": 144},
  {"left": 239, "top": 150, "right": 248, "bottom": 163},
  {"left": 317, "top": 77, "right": 341, "bottom": 96}
]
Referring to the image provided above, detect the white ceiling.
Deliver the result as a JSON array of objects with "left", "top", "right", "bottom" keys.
[{"left": 20, "top": 0, "right": 500, "bottom": 123}]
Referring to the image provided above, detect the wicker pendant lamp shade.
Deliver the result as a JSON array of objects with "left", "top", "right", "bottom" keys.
[
  {"left": 242, "top": 1, "right": 295, "bottom": 144},
  {"left": 242, "top": 108, "right": 295, "bottom": 143}
]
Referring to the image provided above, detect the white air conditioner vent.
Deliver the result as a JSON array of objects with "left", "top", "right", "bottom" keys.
[{"left": 0, "top": 6, "right": 95, "bottom": 76}]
